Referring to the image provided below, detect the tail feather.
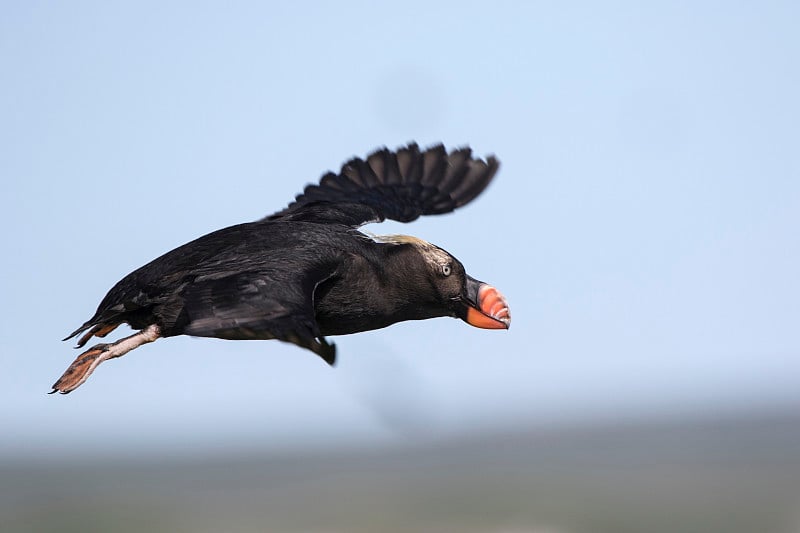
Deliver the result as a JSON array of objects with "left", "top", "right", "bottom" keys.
[{"left": 62, "top": 321, "right": 94, "bottom": 342}]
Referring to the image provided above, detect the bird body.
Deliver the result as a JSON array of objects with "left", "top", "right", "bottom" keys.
[{"left": 53, "top": 143, "right": 510, "bottom": 394}]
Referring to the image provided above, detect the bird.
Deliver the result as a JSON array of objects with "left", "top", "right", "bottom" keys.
[{"left": 52, "top": 143, "right": 510, "bottom": 394}]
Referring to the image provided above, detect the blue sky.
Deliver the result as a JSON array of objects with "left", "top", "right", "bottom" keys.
[{"left": 2, "top": 1, "right": 798, "bottom": 458}]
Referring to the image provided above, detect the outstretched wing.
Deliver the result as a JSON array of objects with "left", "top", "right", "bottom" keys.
[
  {"left": 266, "top": 143, "right": 500, "bottom": 227},
  {"left": 178, "top": 269, "right": 337, "bottom": 365}
]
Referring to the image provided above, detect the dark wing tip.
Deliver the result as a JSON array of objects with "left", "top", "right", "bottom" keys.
[
  {"left": 315, "top": 337, "right": 336, "bottom": 366},
  {"left": 266, "top": 142, "right": 501, "bottom": 226}
]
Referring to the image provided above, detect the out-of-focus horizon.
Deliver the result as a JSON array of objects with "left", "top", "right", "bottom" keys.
[
  {"left": 4, "top": 411, "right": 800, "bottom": 533},
  {"left": 2, "top": 0, "right": 799, "bottom": 465}
]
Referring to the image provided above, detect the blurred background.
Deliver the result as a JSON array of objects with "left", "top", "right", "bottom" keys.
[{"left": 2, "top": 2, "right": 799, "bottom": 532}]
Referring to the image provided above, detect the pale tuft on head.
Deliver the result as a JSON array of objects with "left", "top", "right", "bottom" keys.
[
  {"left": 370, "top": 234, "right": 435, "bottom": 249},
  {"left": 369, "top": 234, "right": 452, "bottom": 267}
]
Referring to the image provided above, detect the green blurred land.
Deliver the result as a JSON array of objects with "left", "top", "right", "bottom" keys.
[{"left": 2, "top": 411, "right": 799, "bottom": 533}]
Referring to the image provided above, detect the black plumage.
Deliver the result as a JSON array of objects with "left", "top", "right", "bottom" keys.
[{"left": 52, "top": 143, "right": 510, "bottom": 394}]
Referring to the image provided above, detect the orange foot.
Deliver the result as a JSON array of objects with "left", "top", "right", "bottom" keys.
[
  {"left": 50, "top": 344, "right": 111, "bottom": 394},
  {"left": 51, "top": 324, "right": 162, "bottom": 394}
]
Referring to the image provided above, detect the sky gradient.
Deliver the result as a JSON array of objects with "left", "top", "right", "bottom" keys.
[{"left": 2, "top": 1, "right": 798, "bottom": 458}]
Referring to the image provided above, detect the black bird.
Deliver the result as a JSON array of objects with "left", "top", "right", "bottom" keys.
[{"left": 52, "top": 143, "right": 510, "bottom": 394}]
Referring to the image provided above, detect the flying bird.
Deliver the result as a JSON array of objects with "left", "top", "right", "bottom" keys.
[{"left": 52, "top": 143, "right": 510, "bottom": 394}]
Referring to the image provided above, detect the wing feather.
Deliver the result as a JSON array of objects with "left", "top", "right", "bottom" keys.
[
  {"left": 266, "top": 143, "right": 499, "bottom": 227},
  {"left": 180, "top": 270, "right": 337, "bottom": 365}
]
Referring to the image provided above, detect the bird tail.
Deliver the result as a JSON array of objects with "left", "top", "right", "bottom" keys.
[{"left": 63, "top": 321, "right": 122, "bottom": 347}]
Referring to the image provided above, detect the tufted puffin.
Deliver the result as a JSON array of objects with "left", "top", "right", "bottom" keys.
[{"left": 52, "top": 143, "right": 510, "bottom": 394}]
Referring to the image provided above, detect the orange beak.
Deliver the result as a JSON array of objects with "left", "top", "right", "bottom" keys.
[{"left": 462, "top": 277, "right": 511, "bottom": 330}]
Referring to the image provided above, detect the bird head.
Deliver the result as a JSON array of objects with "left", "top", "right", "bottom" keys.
[{"left": 380, "top": 235, "right": 511, "bottom": 330}]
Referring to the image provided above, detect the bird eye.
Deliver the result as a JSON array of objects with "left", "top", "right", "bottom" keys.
[{"left": 441, "top": 264, "right": 452, "bottom": 277}]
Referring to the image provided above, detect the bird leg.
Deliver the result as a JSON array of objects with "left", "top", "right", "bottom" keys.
[{"left": 51, "top": 324, "right": 161, "bottom": 394}]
